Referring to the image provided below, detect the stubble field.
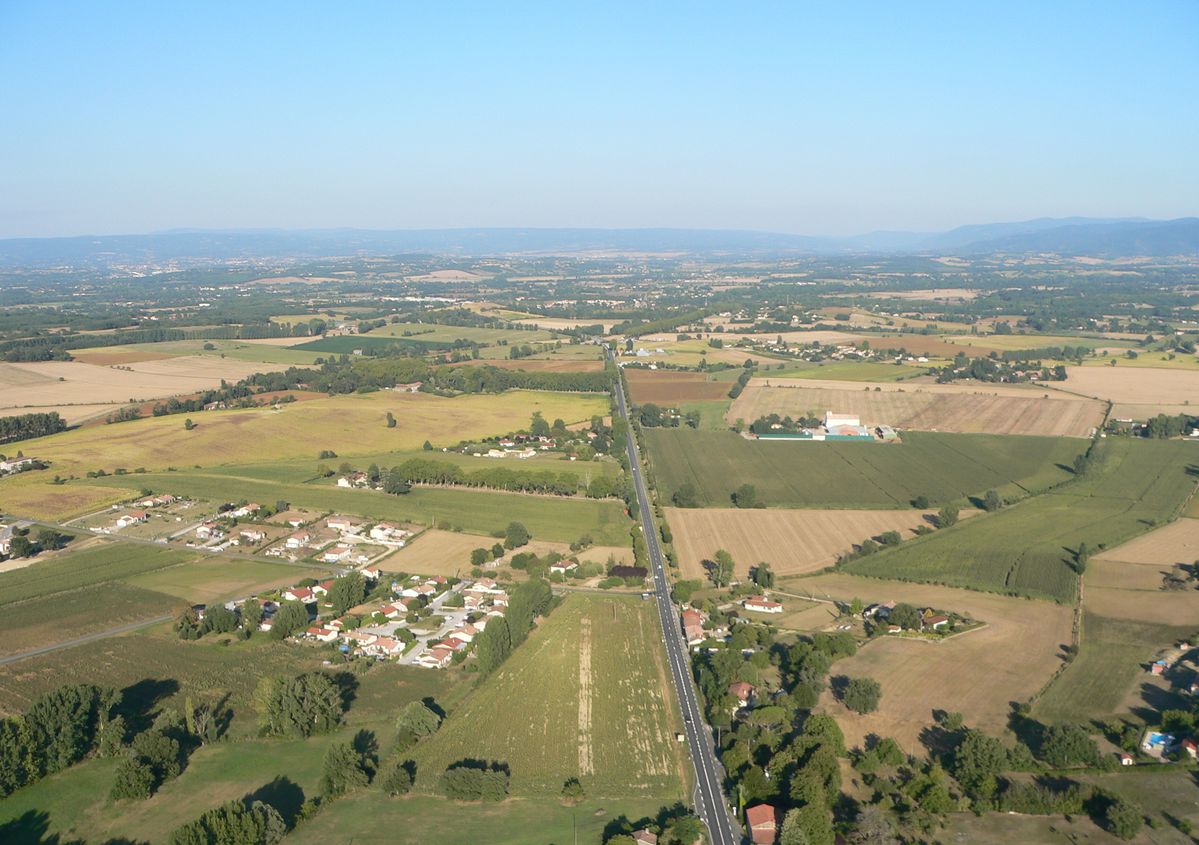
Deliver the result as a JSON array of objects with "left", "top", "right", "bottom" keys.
[{"left": 625, "top": 369, "right": 732, "bottom": 403}]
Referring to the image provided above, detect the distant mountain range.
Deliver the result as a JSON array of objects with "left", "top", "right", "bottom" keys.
[{"left": 0, "top": 217, "right": 1196, "bottom": 268}]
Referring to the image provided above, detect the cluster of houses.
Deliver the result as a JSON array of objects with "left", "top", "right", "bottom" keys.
[
  {"left": 291, "top": 573, "right": 512, "bottom": 670},
  {"left": 0, "top": 456, "right": 39, "bottom": 476},
  {"left": 864, "top": 600, "right": 950, "bottom": 633},
  {"left": 264, "top": 515, "right": 411, "bottom": 563}
]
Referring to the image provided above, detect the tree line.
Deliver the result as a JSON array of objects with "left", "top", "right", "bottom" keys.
[{"left": 0, "top": 411, "right": 66, "bottom": 444}]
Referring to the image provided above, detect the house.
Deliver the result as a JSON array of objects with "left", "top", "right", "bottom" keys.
[
  {"left": 550, "top": 560, "right": 578, "bottom": 576},
  {"left": 393, "top": 381, "right": 423, "bottom": 393},
  {"left": 1150, "top": 660, "right": 1169, "bottom": 676},
  {"left": 342, "top": 630, "right": 378, "bottom": 647},
  {"left": 380, "top": 603, "right": 408, "bottom": 619},
  {"left": 419, "top": 646, "right": 454, "bottom": 669},
  {"left": 322, "top": 545, "right": 352, "bottom": 564},
  {"left": 1184, "top": 738, "right": 1199, "bottom": 760},
  {"left": 239, "top": 528, "right": 267, "bottom": 544},
  {"left": 743, "top": 596, "right": 783, "bottom": 614},
  {"left": 337, "top": 472, "right": 367, "bottom": 489},
  {"left": 115, "top": 511, "right": 149, "bottom": 529},
  {"left": 682, "top": 609, "right": 706, "bottom": 645},
  {"left": 0, "top": 524, "right": 12, "bottom": 556},
  {"left": 314, "top": 580, "right": 335, "bottom": 596},
  {"left": 1118, "top": 752, "right": 1134, "bottom": 766},
  {"left": 865, "top": 600, "right": 896, "bottom": 619},
  {"left": 923, "top": 614, "right": 950, "bottom": 630},
  {"left": 631, "top": 831, "right": 658, "bottom": 845},
  {"left": 283, "top": 587, "right": 316, "bottom": 603},
  {"left": 729, "top": 681, "right": 755, "bottom": 708},
  {"left": 0, "top": 457, "right": 36, "bottom": 475},
  {"left": 364, "top": 636, "right": 404, "bottom": 658},
  {"left": 361, "top": 565, "right": 381, "bottom": 581},
  {"left": 446, "top": 625, "right": 476, "bottom": 645},
  {"left": 370, "top": 523, "right": 400, "bottom": 542},
  {"left": 745, "top": 803, "right": 779, "bottom": 845},
  {"left": 230, "top": 503, "right": 261, "bottom": 518},
  {"left": 327, "top": 516, "right": 363, "bottom": 534},
  {"left": 195, "top": 521, "right": 221, "bottom": 540},
  {"left": 305, "top": 626, "right": 338, "bottom": 643}
]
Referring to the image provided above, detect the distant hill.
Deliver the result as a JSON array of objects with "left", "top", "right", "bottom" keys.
[{"left": 0, "top": 218, "right": 1196, "bottom": 268}]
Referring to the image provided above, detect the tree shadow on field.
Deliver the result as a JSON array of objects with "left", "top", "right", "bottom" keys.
[
  {"left": 0, "top": 810, "right": 148, "bottom": 845},
  {"left": 329, "top": 671, "right": 358, "bottom": 712},
  {"left": 245, "top": 777, "right": 306, "bottom": 828},
  {"left": 117, "top": 677, "right": 180, "bottom": 734}
]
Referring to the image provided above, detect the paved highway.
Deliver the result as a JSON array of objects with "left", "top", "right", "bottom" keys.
[{"left": 612, "top": 360, "right": 742, "bottom": 845}]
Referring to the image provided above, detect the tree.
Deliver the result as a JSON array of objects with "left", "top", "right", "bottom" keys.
[
  {"left": 712, "top": 549, "right": 735, "bottom": 587},
  {"left": 1105, "top": 794, "right": 1143, "bottom": 840},
  {"left": 320, "top": 738, "right": 374, "bottom": 798},
  {"left": 530, "top": 411, "right": 551, "bottom": 437},
  {"left": 937, "top": 503, "right": 959, "bottom": 528},
  {"left": 167, "top": 799, "right": 286, "bottom": 845},
  {"left": 470, "top": 547, "right": 490, "bottom": 566},
  {"left": 201, "top": 606, "right": 238, "bottom": 636},
  {"left": 1074, "top": 542, "right": 1090, "bottom": 574},
  {"left": 841, "top": 677, "right": 882, "bottom": 714},
  {"left": 662, "top": 814, "right": 703, "bottom": 844},
  {"left": 35, "top": 528, "right": 64, "bottom": 551},
  {"left": 438, "top": 763, "right": 509, "bottom": 801},
  {"left": 396, "top": 700, "right": 441, "bottom": 738},
  {"left": 504, "top": 521, "right": 530, "bottom": 549},
  {"left": 982, "top": 489, "right": 1002, "bottom": 512},
  {"left": 380, "top": 760, "right": 414, "bottom": 796},
  {"left": 732, "top": 483, "right": 760, "bottom": 508},
  {"left": 327, "top": 572, "right": 367, "bottom": 615},
  {"left": 8, "top": 535, "right": 34, "bottom": 558},
  {"left": 257, "top": 672, "right": 343, "bottom": 737},
  {"left": 952, "top": 729, "right": 1007, "bottom": 798},
  {"left": 672, "top": 482, "right": 699, "bottom": 508},
  {"left": 1040, "top": 723, "right": 1100, "bottom": 768},
  {"left": 490, "top": 542, "right": 505, "bottom": 559},
  {"left": 561, "top": 776, "right": 585, "bottom": 802},
  {"left": 184, "top": 418, "right": 195, "bottom": 431},
  {"left": 241, "top": 599, "right": 263, "bottom": 632},
  {"left": 911, "top": 494, "right": 930, "bottom": 509},
  {"left": 887, "top": 603, "right": 921, "bottom": 630},
  {"left": 269, "top": 601, "right": 309, "bottom": 640},
  {"left": 846, "top": 805, "right": 899, "bottom": 845},
  {"left": 751, "top": 561, "right": 774, "bottom": 588}
]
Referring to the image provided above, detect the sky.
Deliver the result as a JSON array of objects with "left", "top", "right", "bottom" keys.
[{"left": 0, "top": 1, "right": 1196, "bottom": 239}]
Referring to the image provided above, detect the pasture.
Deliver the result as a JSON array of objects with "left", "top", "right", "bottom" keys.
[
  {"left": 794, "top": 572, "right": 1072, "bottom": 751},
  {"left": 411, "top": 594, "right": 686, "bottom": 798},
  {"left": 665, "top": 507, "right": 946, "bottom": 579},
  {"left": 624, "top": 369, "right": 731, "bottom": 404},
  {"left": 87, "top": 471, "right": 633, "bottom": 546},
  {"left": 644, "top": 429, "right": 1082, "bottom": 509},
  {"left": 729, "top": 378, "right": 1105, "bottom": 437},
  {"left": 844, "top": 438, "right": 1198, "bottom": 603}
]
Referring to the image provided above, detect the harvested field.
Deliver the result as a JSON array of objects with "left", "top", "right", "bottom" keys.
[
  {"left": 1093, "top": 518, "right": 1199, "bottom": 568},
  {"left": 377, "top": 529, "right": 631, "bottom": 577},
  {"left": 665, "top": 507, "right": 945, "bottom": 579},
  {"left": 1053, "top": 365, "right": 1199, "bottom": 418},
  {"left": 730, "top": 378, "right": 1104, "bottom": 437},
  {"left": 0, "top": 403, "right": 117, "bottom": 425},
  {"left": 412, "top": 594, "right": 685, "bottom": 798},
  {"left": 447, "top": 358, "right": 605, "bottom": 372},
  {"left": 70, "top": 349, "right": 177, "bottom": 366},
  {"left": 796, "top": 572, "right": 1072, "bottom": 751},
  {"left": 625, "top": 369, "right": 730, "bottom": 404}
]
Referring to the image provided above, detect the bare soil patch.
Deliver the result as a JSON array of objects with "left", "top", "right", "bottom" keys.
[
  {"left": 666, "top": 507, "right": 943, "bottom": 580},
  {"left": 795, "top": 572, "right": 1071, "bottom": 751},
  {"left": 730, "top": 378, "right": 1103, "bottom": 437},
  {"left": 625, "top": 370, "right": 730, "bottom": 404}
]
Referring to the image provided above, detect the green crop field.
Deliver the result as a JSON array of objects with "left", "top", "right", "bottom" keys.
[
  {"left": 367, "top": 321, "right": 559, "bottom": 346},
  {"left": 0, "top": 542, "right": 200, "bottom": 606},
  {"left": 753, "top": 360, "right": 930, "bottom": 381},
  {"left": 411, "top": 594, "right": 687, "bottom": 799},
  {"left": 844, "top": 438, "right": 1199, "bottom": 602},
  {"left": 1035, "top": 612, "right": 1195, "bottom": 722},
  {"left": 644, "top": 428, "right": 1084, "bottom": 509},
  {"left": 123, "top": 557, "right": 325, "bottom": 604},
  {"left": 90, "top": 471, "right": 632, "bottom": 545},
  {"left": 292, "top": 334, "right": 454, "bottom": 353}
]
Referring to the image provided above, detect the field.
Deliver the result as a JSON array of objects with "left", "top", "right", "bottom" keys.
[
  {"left": 71, "top": 338, "right": 324, "bottom": 367},
  {"left": 0, "top": 403, "right": 128, "bottom": 425},
  {"left": 0, "top": 542, "right": 202, "bottom": 606},
  {"left": 1053, "top": 365, "right": 1199, "bottom": 418},
  {"left": 0, "top": 357, "right": 288, "bottom": 414},
  {"left": 379, "top": 529, "right": 631, "bottom": 577},
  {"left": 411, "top": 594, "right": 686, "bottom": 798},
  {"left": 0, "top": 583, "right": 183, "bottom": 658},
  {"left": 122, "top": 557, "right": 325, "bottom": 604},
  {"left": 941, "top": 333, "right": 1134, "bottom": 352},
  {"left": 752, "top": 360, "right": 929, "bottom": 382},
  {"left": 451, "top": 357, "right": 605, "bottom": 372},
  {"left": 729, "top": 378, "right": 1105, "bottom": 437},
  {"left": 0, "top": 389, "right": 609, "bottom": 518},
  {"left": 665, "top": 507, "right": 947, "bottom": 579},
  {"left": 624, "top": 369, "right": 731, "bottom": 403},
  {"left": 366, "top": 321, "right": 559, "bottom": 346},
  {"left": 644, "top": 429, "right": 1083, "bottom": 509},
  {"left": 795, "top": 572, "right": 1073, "bottom": 750},
  {"left": 844, "top": 438, "right": 1199, "bottom": 602},
  {"left": 86, "top": 470, "right": 633, "bottom": 546}
]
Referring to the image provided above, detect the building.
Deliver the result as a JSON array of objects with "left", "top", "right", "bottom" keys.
[
  {"left": 322, "top": 545, "right": 352, "bottom": 564},
  {"left": 681, "top": 609, "right": 706, "bottom": 645},
  {"left": 0, "top": 457, "right": 36, "bottom": 475},
  {"left": 745, "top": 804, "right": 779, "bottom": 845},
  {"left": 305, "top": 626, "right": 338, "bottom": 643},
  {"left": 285, "top": 530, "right": 311, "bottom": 549},
  {"left": 282, "top": 587, "right": 316, "bottom": 603},
  {"left": 327, "top": 516, "right": 363, "bottom": 534},
  {"left": 823, "top": 412, "right": 861, "bottom": 429},
  {"left": 631, "top": 831, "right": 658, "bottom": 845},
  {"left": 743, "top": 596, "right": 783, "bottom": 614},
  {"left": 549, "top": 560, "right": 578, "bottom": 576},
  {"left": 729, "top": 681, "right": 755, "bottom": 709}
]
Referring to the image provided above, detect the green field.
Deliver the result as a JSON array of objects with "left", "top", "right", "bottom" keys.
[
  {"left": 367, "top": 321, "right": 559, "bottom": 346},
  {"left": 0, "top": 542, "right": 200, "bottom": 606},
  {"left": 1035, "top": 612, "right": 1194, "bottom": 722},
  {"left": 123, "top": 557, "right": 325, "bottom": 603},
  {"left": 0, "top": 646, "right": 456, "bottom": 843},
  {"left": 74, "top": 338, "right": 324, "bottom": 366},
  {"left": 292, "top": 335, "right": 455, "bottom": 353},
  {"left": 645, "top": 428, "right": 1084, "bottom": 508},
  {"left": 90, "top": 471, "right": 632, "bottom": 545},
  {"left": 411, "top": 594, "right": 687, "bottom": 799},
  {"left": 752, "top": 360, "right": 930, "bottom": 381},
  {"left": 844, "top": 438, "right": 1199, "bottom": 602},
  {"left": 678, "top": 399, "right": 734, "bottom": 431}
]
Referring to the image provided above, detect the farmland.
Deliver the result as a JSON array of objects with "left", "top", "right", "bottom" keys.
[
  {"left": 794, "top": 572, "right": 1073, "bottom": 750},
  {"left": 624, "top": 369, "right": 731, "bottom": 403},
  {"left": 844, "top": 438, "right": 1198, "bottom": 602},
  {"left": 122, "top": 557, "right": 325, "bottom": 604},
  {"left": 0, "top": 541, "right": 201, "bottom": 606},
  {"left": 366, "top": 321, "right": 559, "bottom": 346},
  {"left": 729, "top": 377, "right": 1105, "bottom": 437},
  {"left": 645, "top": 429, "right": 1083, "bottom": 509},
  {"left": 411, "top": 594, "right": 686, "bottom": 798},
  {"left": 665, "top": 506, "right": 947, "bottom": 579},
  {"left": 378, "top": 528, "right": 631, "bottom": 577},
  {"left": 70, "top": 338, "right": 324, "bottom": 367},
  {"left": 1052, "top": 365, "right": 1199, "bottom": 419},
  {"left": 86, "top": 470, "right": 632, "bottom": 545}
]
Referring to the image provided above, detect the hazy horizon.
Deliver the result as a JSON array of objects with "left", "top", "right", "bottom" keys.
[{"left": 2, "top": 1, "right": 1197, "bottom": 239}]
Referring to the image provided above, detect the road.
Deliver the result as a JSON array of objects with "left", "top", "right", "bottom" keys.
[
  {"left": 612, "top": 360, "right": 742, "bottom": 845},
  {"left": 0, "top": 614, "right": 174, "bottom": 666}
]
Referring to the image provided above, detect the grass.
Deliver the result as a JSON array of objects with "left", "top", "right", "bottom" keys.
[
  {"left": 645, "top": 428, "right": 1084, "bottom": 509},
  {"left": 0, "top": 389, "right": 609, "bottom": 518},
  {"left": 844, "top": 438, "right": 1199, "bottom": 602},
  {"left": 88, "top": 471, "right": 633, "bottom": 545},
  {"left": 411, "top": 594, "right": 687, "bottom": 799},
  {"left": 1035, "top": 612, "right": 1194, "bottom": 722},
  {"left": 292, "top": 335, "right": 455, "bottom": 353},
  {"left": 366, "top": 321, "right": 559, "bottom": 346},
  {"left": 677, "top": 399, "right": 733, "bottom": 431},
  {"left": 0, "top": 542, "right": 201, "bottom": 606},
  {"left": 756, "top": 360, "right": 929, "bottom": 381},
  {"left": 941, "top": 333, "right": 1136, "bottom": 352},
  {"left": 123, "top": 557, "right": 326, "bottom": 604},
  {"left": 285, "top": 796, "right": 672, "bottom": 845},
  {"left": 71, "top": 338, "right": 324, "bottom": 366},
  {"left": 0, "top": 583, "right": 183, "bottom": 657}
]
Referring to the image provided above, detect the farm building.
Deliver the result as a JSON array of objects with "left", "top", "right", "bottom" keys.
[
  {"left": 743, "top": 596, "right": 783, "bottom": 614},
  {"left": 824, "top": 412, "right": 861, "bottom": 428}
]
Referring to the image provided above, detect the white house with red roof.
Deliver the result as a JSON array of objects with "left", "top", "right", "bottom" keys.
[
  {"left": 746, "top": 804, "right": 779, "bottom": 845},
  {"left": 282, "top": 587, "right": 316, "bottom": 603},
  {"left": 743, "top": 596, "right": 783, "bottom": 614},
  {"left": 116, "top": 511, "right": 149, "bottom": 529},
  {"left": 305, "top": 626, "right": 338, "bottom": 643}
]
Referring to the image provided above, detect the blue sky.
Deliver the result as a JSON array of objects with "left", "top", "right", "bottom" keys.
[{"left": 1, "top": 1, "right": 1196, "bottom": 238}]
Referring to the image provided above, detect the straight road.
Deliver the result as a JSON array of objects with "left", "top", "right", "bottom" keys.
[
  {"left": 612, "top": 359, "right": 742, "bottom": 845},
  {"left": 0, "top": 614, "right": 173, "bottom": 666}
]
